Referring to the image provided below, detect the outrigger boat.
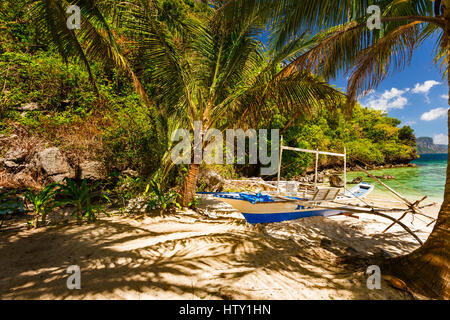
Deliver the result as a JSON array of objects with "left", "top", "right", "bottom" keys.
[
  {"left": 199, "top": 138, "right": 436, "bottom": 245},
  {"left": 213, "top": 182, "right": 374, "bottom": 224},
  {"left": 208, "top": 137, "right": 376, "bottom": 224}
]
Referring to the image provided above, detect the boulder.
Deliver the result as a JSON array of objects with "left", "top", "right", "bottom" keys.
[
  {"left": 382, "top": 175, "right": 395, "bottom": 180},
  {"left": 350, "top": 176, "right": 363, "bottom": 184},
  {"left": 79, "top": 161, "right": 106, "bottom": 180},
  {"left": 35, "top": 147, "right": 74, "bottom": 182},
  {"left": 198, "top": 169, "right": 225, "bottom": 192},
  {"left": 329, "top": 174, "right": 344, "bottom": 188},
  {"left": 5, "top": 147, "right": 28, "bottom": 163}
]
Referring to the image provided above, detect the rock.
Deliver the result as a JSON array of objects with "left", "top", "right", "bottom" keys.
[
  {"left": 381, "top": 175, "right": 395, "bottom": 180},
  {"left": 50, "top": 174, "right": 71, "bottom": 183},
  {"left": 320, "top": 238, "right": 332, "bottom": 248},
  {"left": 3, "top": 160, "right": 19, "bottom": 169},
  {"left": 198, "top": 169, "right": 225, "bottom": 192},
  {"left": 13, "top": 170, "right": 36, "bottom": 188},
  {"left": 79, "top": 161, "right": 106, "bottom": 180},
  {"left": 122, "top": 168, "right": 138, "bottom": 178},
  {"left": 5, "top": 147, "right": 28, "bottom": 163},
  {"left": 35, "top": 147, "right": 74, "bottom": 181},
  {"left": 329, "top": 174, "right": 344, "bottom": 188},
  {"left": 18, "top": 102, "right": 39, "bottom": 111},
  {"left": 350, "top": 176, "right": 363, "bottom": 184}
]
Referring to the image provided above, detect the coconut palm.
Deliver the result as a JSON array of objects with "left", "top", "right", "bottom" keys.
[
  {"left": 119, "top": 0, "right": 344, "bottom": 206},
  {"left": 224, "top": 0, "right": 449, "bottom": 299},
  {"left": 27, "top": 0, "right": 151, "bottom": 102},
  {"left": 28, "top": 0, "right": 344, "bottom": 205}
]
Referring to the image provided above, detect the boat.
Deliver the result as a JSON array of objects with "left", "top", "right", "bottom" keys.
[
  {"left": 212, "top": 182, "right": 374, "bottom": 224},
  {"left": 208, "top": 139, "right": 376, "bottom": 224},
  {"left": 197, "top": 140, "right": 432, "bottom": 244}
]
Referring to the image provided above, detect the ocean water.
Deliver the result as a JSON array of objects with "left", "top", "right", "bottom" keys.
[{"left": 344, "top": 154, "right": 447, "bottom": 203}]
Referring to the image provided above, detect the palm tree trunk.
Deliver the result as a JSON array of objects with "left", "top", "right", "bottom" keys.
[
  {"left": 181, "top": 163, "right": 200, "bottom": 207},
  {"left": 383, "top": 18, "right": 450, "bottom": 298},
  {"left": 383, "top": 125, "right": 449, "bottom": 299}
]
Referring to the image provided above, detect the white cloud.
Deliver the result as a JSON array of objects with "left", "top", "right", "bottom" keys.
[
  {"left": 362, "top": 88, "right": 408, "bottom": 111},
  {"left": 412, "top": 80, "right": 441, "bottom": 103},
  {"left": 434, "top": 133, "right": 448, "bottom": 145},
  {"left": 403, "top": 120, "right": 416, "bottom": 126},
  {"left": 412, "top": 80, "right": 441, "bottom": 94},
  {"left": 441, "top": 94, "right": 449, "bottom": 100},
  {"left": 420, "top": 107, "right": 448, "bottom": 121}
]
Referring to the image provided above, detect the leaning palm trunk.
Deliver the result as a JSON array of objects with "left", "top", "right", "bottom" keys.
[
  {"left": 384, "top": 116, "right": 449, "bottom": 299},
  {"left": 383, "top": 12, "right": 450, "bottom": 300},
  {"left": 384, "top": 65, "right": 450, "bottom": 299},
  {"left": 182, "top": 163, "right": 200, "bottom": 207}
]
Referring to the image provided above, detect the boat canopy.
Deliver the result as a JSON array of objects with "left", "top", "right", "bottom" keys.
[{"left": 277, "top": 136, "right": 347, "bottom": 194}]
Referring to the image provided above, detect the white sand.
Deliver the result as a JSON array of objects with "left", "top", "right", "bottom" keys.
[{"left": 0, "top": 194, "right": 440, "bottom": 300}]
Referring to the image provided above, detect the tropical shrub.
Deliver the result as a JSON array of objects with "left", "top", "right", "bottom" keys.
[
  {"left": 56, "top": 178, "right": 109, "bottom": 223},
  {"left": 145, "top": 178, "right": 181, "bottom": 215},
  {"left": 24, "top": 184, "right": 58, "bottom": 228}
]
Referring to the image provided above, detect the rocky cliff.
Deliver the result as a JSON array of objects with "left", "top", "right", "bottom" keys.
[{"left": 416, "top": 137, "right": 448, "bottom": 154}]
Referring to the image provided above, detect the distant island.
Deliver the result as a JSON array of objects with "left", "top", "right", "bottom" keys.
[{"left": 416, "top": 137, "right": 448, "bottom": 154}]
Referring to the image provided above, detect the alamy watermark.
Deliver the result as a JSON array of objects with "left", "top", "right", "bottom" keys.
[
  {"left": 366, "top": 265, "right": 381, "bottom": 290},
  {"left": 171, "top": 122, "right": 279, "bottom": 175},
  {"left": 367, "top": 5, "right": 382, "bottom": 30},
  {"left": 66, "top": 265, "right": 81, "bottom": 289},
  {"left": 66, "top": 5, "right": 81, "bottom": 30}
]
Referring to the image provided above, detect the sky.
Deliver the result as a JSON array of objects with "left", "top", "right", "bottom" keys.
[{"left": 330, "top": 36, "right": 449, "bottom": 145}]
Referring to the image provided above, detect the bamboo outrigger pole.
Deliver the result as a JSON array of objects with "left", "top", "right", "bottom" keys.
[
  {"left": 344, "top": 147, "right": 347, "bottom": 188},
  {"left": 355, "top": 165, "right": 436, "bottom": 222},
  {"left": 277, "top": 136, "right": 284, "bottom": 194}
]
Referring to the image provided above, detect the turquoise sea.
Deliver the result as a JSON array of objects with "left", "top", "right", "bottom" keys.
[{"left": 344, "top": 154, "right": 447, "bottom": 203}]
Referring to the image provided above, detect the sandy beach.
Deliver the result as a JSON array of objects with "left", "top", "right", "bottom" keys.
[{"left": 0, "top": 192, "right": 441, "bottom": 300}]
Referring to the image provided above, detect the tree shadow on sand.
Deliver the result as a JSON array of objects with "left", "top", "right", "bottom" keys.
[{"left": 0, "top": 201, "right": 420, "bottom": 300}]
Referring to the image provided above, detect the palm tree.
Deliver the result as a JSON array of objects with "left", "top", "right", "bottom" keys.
[
  {"left": 27, "top": 0, "right": 151, "bottom": 103},
  {"left": 28, "top": 0, "right": 343, "bottom": 205},
  {"left": 119, "top": 0, "right": 344, "bottom": 206},
  {"left": 224, "top": 0, "right": 449, "bottom": 299}
]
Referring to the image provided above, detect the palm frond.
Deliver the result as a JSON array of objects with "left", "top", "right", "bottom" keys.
[{"left": 347, "top": 21, "right": 421, "bottom": 109}]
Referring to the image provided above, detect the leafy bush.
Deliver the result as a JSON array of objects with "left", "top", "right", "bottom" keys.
[
  {"left": 56, "top": 178, "right": 109, "bottom": 223},
  {"left": 102, "top": 100, "right": 168, "bottom": 176},
  {"left": 145, "top": 178, "right": 181, "bottom": 214},
  {"left": 24, "top": 184, "right": 58, "bottom": 228}
]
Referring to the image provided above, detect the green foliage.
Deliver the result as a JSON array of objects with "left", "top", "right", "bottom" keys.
[
  {"left": 55, "top": 178, "right": 109, "bottom": 223},
  {"left": 399, "top": 126, "right": 416, "bottom": 147},
  {"left": 272, "top": 103, "right": 417, "bottom": 177},
  {"left": 106, "top": 174, "right": 149, "bottom": 211},
  {"left": 24, "top": 184, "right": 58, "bottom": 228},
  {"left": 145, "top": 177, "right": 181, "bottom": 214},
  {"left": 102, "top": 100, "right": 168, "bottom": 176},
  {"left": 0, "top": 51, "right": 99, "bottom": 121},
  {"left": 0, "top": 50, "right": 166, "bottom": 175}
]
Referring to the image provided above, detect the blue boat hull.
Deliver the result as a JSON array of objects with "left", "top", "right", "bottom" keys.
[{"left": 242, "top": 209, "right": 343, "bottom": 224}]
